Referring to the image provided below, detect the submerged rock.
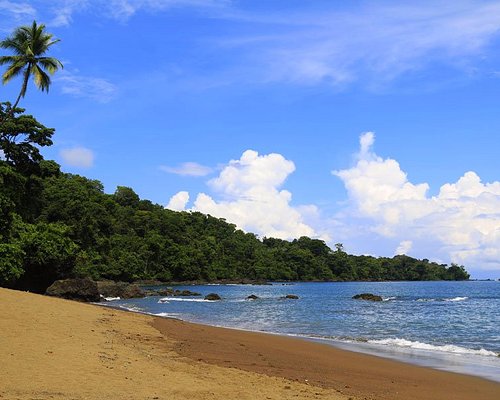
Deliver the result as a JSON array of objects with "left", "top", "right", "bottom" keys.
[
  {"left": 352, "top": 293, "right": 383, "bottom": 302},
  {"left": 46, "top": 278, "right": 100, "bottom": 302},
  {"left": 175, "top": 289, "right": 201, "bottom": 296},
  {"left": 281, "top": 294, "right": 299, "bottom": 300},
  {"left": 247, "top": 294, "right": 259, "bottom": 300},
  {"left": 204, "top": 293, "right": 222, "bottom": 301}
]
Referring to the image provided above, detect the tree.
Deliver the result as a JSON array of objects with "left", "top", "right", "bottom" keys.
[
  {"left": 0, "top": 103, "right": 54, "bottom": 171},
  {"left": 0, "top": 21, "right": 63, "bottom": 110}
]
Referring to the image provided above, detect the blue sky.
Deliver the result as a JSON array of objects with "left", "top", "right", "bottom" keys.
[{"left": 1, "top": 0, "right": 500, "bottom": 278}]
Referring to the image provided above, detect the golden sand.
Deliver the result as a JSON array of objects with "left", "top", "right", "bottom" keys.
[{"left": 1, "top": 288, "right": 498, "bottom": 400}]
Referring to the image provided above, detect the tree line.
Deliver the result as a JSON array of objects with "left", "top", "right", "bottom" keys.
[{"left": 0, "top": 22, "right": 470, "bottom": 293}]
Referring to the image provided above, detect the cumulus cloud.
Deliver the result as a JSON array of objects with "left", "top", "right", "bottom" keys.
[
  {"left": 59, "top": 146, "right": 95, "bottom": 168},
  {"left": 160, "top": 162, "right": 213, "bottom": 177},
  {"left": 166, "top": 191, "right": 190, "bottom": 211},
  {"left": 395, "top": 240, "right": 413, "bottom": 256},
  {"left": 166, "top": 150, "right": 316, "bottom": 240},
  {"left": 334, "top": 133, "right": 500, "bottom": 271},
  {"left": 55, "top": 70, "right": 117, "bottom": 103}
]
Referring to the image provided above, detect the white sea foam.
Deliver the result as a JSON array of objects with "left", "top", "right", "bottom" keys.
[
  {"left": 368, "top": 338, "right": 497, "bottom": 357},
  {"left": 158, "top": 297, "right": 214, "bottom": 303},
  {"left": 416, "top": 297, "right": 468, "bottom": 302},
  {"left": 444, "top": 296, "right": 468, "bottom": 302},
  {"left": 104, "top": 296, "right": 121, "bottom": 301},
  {"left": 154, "top": 312, "right": 180, "bottom": 318},
  {"left": 382, "top": 296, "right": 397, "bottom": 301}
]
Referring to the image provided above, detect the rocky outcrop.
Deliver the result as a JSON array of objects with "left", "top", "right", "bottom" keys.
[
  {"left": 281, "top": 294, "right": 299, "bottom": 299},
  {"left": 97, "top": 281, "right": 145, "bottom": 299},
  {"left": 145, "top": 288, "right": 201, "bottom": 297},
  {"left": 46, "top": 278, "right": 100, "bottom": 302},
  {"left": 204, "top": 293, "right": 222, "bottom": 301},
  {"left": 352, "top": 293, "right": 383, "bottom": 302}
]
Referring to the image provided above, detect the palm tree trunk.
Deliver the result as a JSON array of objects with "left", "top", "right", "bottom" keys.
[{"left": 12, "top": 67, "right": 30, "bottom": 110}]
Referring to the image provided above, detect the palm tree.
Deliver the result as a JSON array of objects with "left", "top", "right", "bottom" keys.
[{"left": 0, "top": 21, "right": 63, "bottom": 110}]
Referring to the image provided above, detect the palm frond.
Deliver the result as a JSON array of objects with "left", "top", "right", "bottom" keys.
[
  {"left": 0, "top": 55, "right": 21, "bottom": 66},
  {"left": 0, "top": 38, "right": 26, "bottom": 55},
  {"left": 32, "top": 64, "right": 51, "bottom": 92},
  {"left": 2, "top": 62, "right": 25, "bottom": 83},
  {"left": 37, "top": 57, "right": 63, "bottom": 73}
]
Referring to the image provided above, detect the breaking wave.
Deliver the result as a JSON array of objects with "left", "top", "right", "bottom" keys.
[{"left": 368, "top": 338, "right": 497, "bottom": 357}]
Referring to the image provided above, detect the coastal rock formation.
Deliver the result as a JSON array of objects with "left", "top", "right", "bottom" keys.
[
  {"left": 97, "top": 281, "right": 145, "bottom": 299},
  {"left": 352, "top": 293, "right": 383, "bottom": 302},
  {"left": 145, "top": 288, "right": 201, "bottom": 297},
  {"left": 46, "top": 278, "right": 100, "bottom": 302},
  {"left": 247, "top": 294, "right": 259, "bottom": 300},
  {"left": 281, "top": 294, "right": 299, "bottom": 299},
  {"left": 205, "top": 293, "right": 222, "bottom": 301}
]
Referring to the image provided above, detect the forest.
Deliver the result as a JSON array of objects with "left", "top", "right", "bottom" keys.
[{"left": 0, "top": 22, "right": 470, "bottom": 293}]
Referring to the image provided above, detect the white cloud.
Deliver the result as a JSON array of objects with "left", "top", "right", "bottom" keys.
[
  {"left": 0, "top": 0, "right": 35, "bottom": 16},
  {"left": 59, "top": 146, "right": 95, "bottom": 168},
  {"left": 55, "top": 70, "right": 117, "bottom": 103},
  {"left": 46, "top": 0, "right": 88, "bottom": 27},
  {"left": 160, "top": 162, "right": 213, "bottom": 176},
  {"left": 213, "top": 1, "right": 500, "bottom": 88},
  {"left": 166, "top": 191, "right": 189, "bottom": 211},
  {"left": 0, "top": 1, "right": 36, "bottom": 31},
  {"left": 166, "top": 150, "right": 316, "bottom": 240},
  {"left": 333, "top": 132, "right": 500, "bottom": 271},
  {"left": 105, "top": 0, "right": 230, "bottom": 20},
  {"left": 395, "top": 240, "right": 413, "bottom": 256},
  {"left": 37, "top": 0, "right": 229, "bottom": 26}
]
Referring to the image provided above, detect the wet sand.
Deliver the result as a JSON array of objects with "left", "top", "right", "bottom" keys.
[{"left": 1, "top": 288, "right": 499, "bottom": 400}]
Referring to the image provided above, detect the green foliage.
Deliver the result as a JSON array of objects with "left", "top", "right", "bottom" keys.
[
  {"left": 14, "top": 221, "right": 79, "bottom": 291},
  {"left": 0, "top": 103, "right": 54, "bottom": 172},
  {"left": 0, "top": 242, "right": 25, "bottom": 285},
  {"left": 0, "top": 21, "right": 63, "bottom": 109}
]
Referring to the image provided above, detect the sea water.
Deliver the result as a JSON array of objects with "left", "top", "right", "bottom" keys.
[{"left": 107, "top": 281, "right": 500, "bottom": 382}]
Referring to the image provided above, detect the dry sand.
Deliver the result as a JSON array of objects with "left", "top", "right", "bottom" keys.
[{"left": 1, "top": 288, "right": 499, "bottom": 400}]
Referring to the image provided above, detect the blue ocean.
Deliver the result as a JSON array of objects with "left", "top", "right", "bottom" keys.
[{"left": 106, "top": 281, "right": 500, "bottom": 382}]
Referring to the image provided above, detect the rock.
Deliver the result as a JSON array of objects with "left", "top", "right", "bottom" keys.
[
  {"left": 46, "top": 278, "right": 100, "bottom": 302},
  {"left": 97, "top": 281, "right": 145, "bottom": 299},
  {"left": 175, "top": 289, "right": 201, "bottom": 297},
  {"left": 121, "top": 285, "right": 145, "bottom": 299},
  {"left": 204, "top": 293, "right": 222, "bottom": 301},
  {"left": 352, "top": 293, "right": 383, "bottom": 302},
  {"left": 281, "top": 294, "right": 299, "bottom": 299},
  {"left": 247, "top": 294, "right": 259, "bottom": 300},
  {"left": 156, "top": 288, "right": 174, "bottom": 296}
]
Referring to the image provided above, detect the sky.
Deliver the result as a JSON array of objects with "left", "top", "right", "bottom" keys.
[{"left": 1, "top": 0, "right": 500, "bottom": 278}]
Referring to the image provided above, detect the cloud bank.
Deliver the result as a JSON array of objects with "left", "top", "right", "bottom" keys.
[
  {"left": 167, "top": 150, "right": 316, "bottom": 240},
  {"left": 334, "top": 132, "right": 500, "bottom": 270}
]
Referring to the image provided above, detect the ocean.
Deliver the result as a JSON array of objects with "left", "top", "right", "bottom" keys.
[{"left": 105, "top": 281, "right": 500, "bottom": 382}]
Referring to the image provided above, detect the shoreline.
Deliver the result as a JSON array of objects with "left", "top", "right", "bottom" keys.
[
  {"left": 104, "top": 297, "right": 500, "bottom": 383},
  {"left": 152, "top": 316, "right": 500, "bottom": 400},
  {"left": 1, "top": 288, "right": 499, "bottom": 400}
]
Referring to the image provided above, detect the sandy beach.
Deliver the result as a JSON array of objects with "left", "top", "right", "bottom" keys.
[{"left": 1, "top": 288, "right": 498, "bottom": 400}]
